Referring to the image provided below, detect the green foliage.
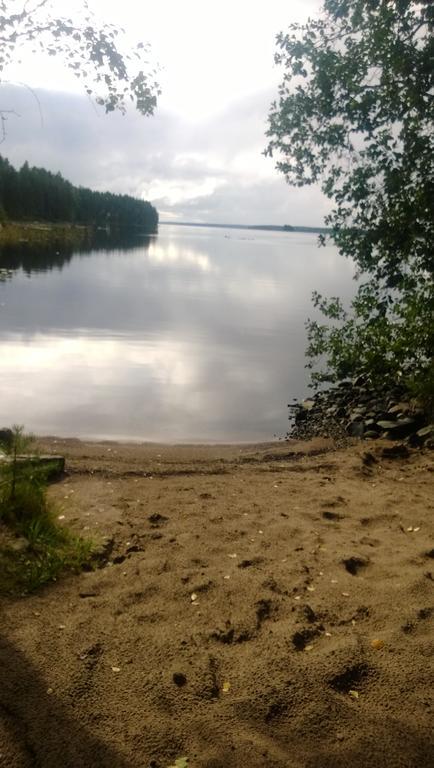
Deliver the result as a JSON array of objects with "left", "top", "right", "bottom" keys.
[
  {"left": 0, "top": 522, "right": 95, "bottom": 593},
  {"left": 0, "top": 424, "right": 36, "bottom": 511},
  {"left": 0, "top": 425, "right": 94, "bottom": 593},
  {"left": 266, "top": 0, "right": 434, "bottom": 400},
  {"left": 0, "top": 154, "right": 158, "bottom": 231},
  {"left": 0, "top": 0, "right": 160, "bottom": 128}
]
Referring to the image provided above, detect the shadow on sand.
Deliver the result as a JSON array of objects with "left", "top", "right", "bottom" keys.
[{"left": 0, "top": 635, "right": 131, "bottom": 767}]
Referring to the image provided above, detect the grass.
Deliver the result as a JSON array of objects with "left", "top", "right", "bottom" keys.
[
  {"left": 0, "top": 426, "right": 95, "bottom": 595},
  {"left": 0, "top": 524, "right": 95, "bottom": 595},
  {"left": 0, "top": 220, "right": 92, "bottom": 246}
]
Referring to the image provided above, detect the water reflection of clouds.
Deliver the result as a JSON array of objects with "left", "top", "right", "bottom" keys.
[
  {"left": 148, "top": 241, "right": 215, "bottom": 273},
  {"left": 0, "top": 333, "right": 280, "bottom": 441},
  {"left": 1, "top": 335, "right": 196, "bottom": 386},
  {"left": 0, "top": 228, "right": 356, "bottom": 441}
]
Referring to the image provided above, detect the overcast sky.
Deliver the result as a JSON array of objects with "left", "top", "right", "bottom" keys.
[{"left": 1, "top": 0, "right": 328, "bottom": 225}]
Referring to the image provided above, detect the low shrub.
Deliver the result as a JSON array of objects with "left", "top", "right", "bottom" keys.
[{"left": 0, "top": 425, "right": 94, "bottom": 594}]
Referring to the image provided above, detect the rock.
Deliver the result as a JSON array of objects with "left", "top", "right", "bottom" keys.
[
  {"left": 335, "top": 406, "right": 347, "bottom": 419},
  {"left": 349, "top": 411, "right": 365, "bottom": 422},
  {"left": 301, "top": 399, "right": 315, "bottom": 411},
  {"left": 347, "top": 421, "right": 365, "bottom": 437},
  {"left": 377, "top": 420, "right": 400, "bottom": 430},
  {"left": 396, "top": 417, "right": 416, "bottom": 427},
  {"left": 377, "top": 418, "right": 416, "bottom": 439},
  {"left": 287, "top": 379, "right": 428, "bottom": 445},
  {"left": 388, "top": 402, "right": 411, "bottom": 415},
  {"left": 416, "top": 424, "right": 434, "bottom": 439}
]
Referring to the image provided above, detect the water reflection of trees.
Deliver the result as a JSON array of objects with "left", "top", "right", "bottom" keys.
[{"left": 0, "top": 232, "right": 153, "bottom": 276}]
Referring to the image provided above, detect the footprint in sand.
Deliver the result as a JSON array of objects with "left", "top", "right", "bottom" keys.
[
  {"left": 342, "top": 556, "right": 369, "bottom": 575},
  {"left": 323, "top": 511, "right": 344, "bottom": 521}
]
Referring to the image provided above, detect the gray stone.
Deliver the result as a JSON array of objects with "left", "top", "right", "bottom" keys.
[
  {"left": 377, "top": 420, "right": 399, "bottom": 430},
  {"left": 347, "top": 420, "right": 365, "bottom": 437},
  {"left": 388, "top": 402, "right": 411, "bottom": 415},
  {"left": 396, "top": 417, "right": 415, "bottom": 427},
  {"left": 416, "top": 424, "right": 434, "bottom": 439},
  {"left": 301, "top": 399, "right": 315, "bottom": 411},
  {"left": 349, "top": 410, "right": 365, "bottom": 422}
]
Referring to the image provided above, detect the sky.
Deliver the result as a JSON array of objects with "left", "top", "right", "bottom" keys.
[{"left": 0, "top": 0, "right": 328, "bottom": 225}]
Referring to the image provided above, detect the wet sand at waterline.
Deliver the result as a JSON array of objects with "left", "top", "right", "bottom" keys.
[{"left": 1, "top": 437, "right": 433, "bottom": 768}]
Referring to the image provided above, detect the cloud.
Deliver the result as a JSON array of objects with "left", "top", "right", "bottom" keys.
[{"left": 0, "top": 84, "right": 331, "bottom": 226}]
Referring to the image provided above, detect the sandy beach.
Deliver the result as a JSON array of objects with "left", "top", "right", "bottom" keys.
[{"left": 1, "top": 436, "right": 433, "bottom": 768}]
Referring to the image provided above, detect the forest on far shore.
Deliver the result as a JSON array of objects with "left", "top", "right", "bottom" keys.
[{"left": 0, "top": 155, "right": 158, "bottom": 233}]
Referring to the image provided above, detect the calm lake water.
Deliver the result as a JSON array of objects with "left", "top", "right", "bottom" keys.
[{"left": 0, "top": 225, "right": 354, "bottom": 442}]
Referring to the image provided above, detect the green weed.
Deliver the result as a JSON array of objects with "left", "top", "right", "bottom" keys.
[{"left": 0, "top": 425, "right": 95, "bottom": 594}]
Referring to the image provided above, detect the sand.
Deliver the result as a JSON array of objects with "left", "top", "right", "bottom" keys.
[{"left": 1, "top": 437, "right": 433, "bottom": 768}]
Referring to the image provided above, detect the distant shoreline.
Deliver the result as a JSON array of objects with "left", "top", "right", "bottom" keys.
[
  {"left": 0, "top": 220, "right": 93, "bottom": 247},
  {"left": 0, "top": 221, "right": 155, "bottom": 247},
  {"left": 160, "top": 221, "right": 332, "bottom": 235},
  {"left": 0, "top": 219, "right": 332, "bottom": 245}
]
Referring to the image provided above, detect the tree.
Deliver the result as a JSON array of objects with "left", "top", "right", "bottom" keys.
[
  {"left": 0, "top": 154, "right": 159, "bottom": 231},
  {"left": 0, "top": 0, "right": 160, "bottom": 140},
  {"left": 266, "top": 0, "right": 434, "bottom": 406}
]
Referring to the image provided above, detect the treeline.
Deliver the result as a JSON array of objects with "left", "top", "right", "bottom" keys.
[{"left": 0, "top": 156, "right": 158, "bottom": 232}]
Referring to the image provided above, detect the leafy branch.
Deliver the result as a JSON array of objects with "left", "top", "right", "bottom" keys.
[{"left": 0, "top": 0, "right": 160, "bottom": 126}]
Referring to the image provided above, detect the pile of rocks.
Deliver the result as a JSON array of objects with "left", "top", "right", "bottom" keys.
[{"left": 288, "top": 375, "right": 433, "bottom": 446}]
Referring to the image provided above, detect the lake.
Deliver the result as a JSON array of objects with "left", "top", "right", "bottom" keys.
[{"left": 0, "top": 224, "right": 354, "bottom": 442}]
